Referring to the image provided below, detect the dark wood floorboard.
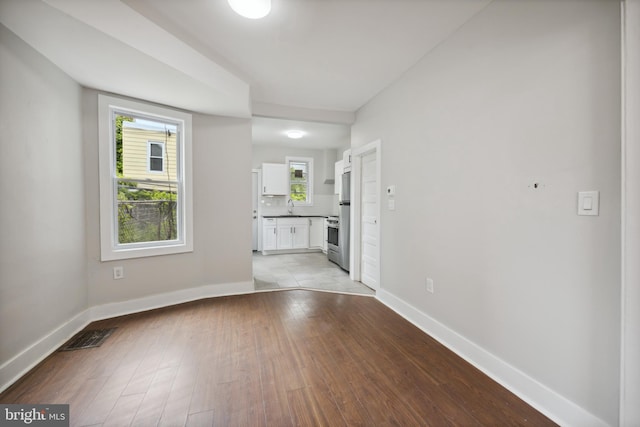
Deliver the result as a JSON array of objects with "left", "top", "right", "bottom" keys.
[{"left": 0, "top": 290, "right": 557, "bottom": 426}]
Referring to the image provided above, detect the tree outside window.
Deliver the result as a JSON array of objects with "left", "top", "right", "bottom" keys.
[{"left": 286, "top": 157, "right": 313, "bottom": 206}]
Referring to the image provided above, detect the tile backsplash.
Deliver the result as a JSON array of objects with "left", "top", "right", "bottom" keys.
[{"left": 260, "top": 194, "right": 338, "bottom": 217}]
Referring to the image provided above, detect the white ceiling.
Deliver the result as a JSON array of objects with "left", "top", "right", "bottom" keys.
[
  {"left": 124, "top": 0, "right": 490, "bottom": 113},
  {"left": 0, "top": 0, "right": 491, "bottom": 147},
  {"left": 252, "top": 117, "right": 350, "bottom": 149}
]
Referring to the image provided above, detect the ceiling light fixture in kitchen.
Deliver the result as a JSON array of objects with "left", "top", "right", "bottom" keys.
[
  {"left": 228, "top": 0, "right": 271, "bottom": 19},
  {"left": 286, "top": 130, "right": 304, "bottom": 139}
]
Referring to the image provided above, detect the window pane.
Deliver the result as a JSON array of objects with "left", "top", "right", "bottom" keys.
[
  {"left": 150, "top": 143, "right": 162, "bottom": 157},
  {"left": 117, "top": 179, "right": 178, "bottom": 244},
  {"left": 289, "top": 161, "right": 309, "bottom": 202},
  {"left": 290, "top": 163, "right": 307, "bottom": 181},
  {"left": 150, "top": 157, "right": 163, "bottom": 171},
  {"left": 100, "top": 95, "right": 192, "bottom": 260},
  {"left": 120, "top": 116, "right": 177, "bottom": 181}
]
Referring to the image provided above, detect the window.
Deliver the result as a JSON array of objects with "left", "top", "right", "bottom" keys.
[
  {"left": 148, "top": 141, "right": 165, "bottom": 172},
  {"left": 99, "top": 95, "right": 193, "bottom": 261},
  {"left": 286, "top": 157, "right": 313, "bottom": 206}
]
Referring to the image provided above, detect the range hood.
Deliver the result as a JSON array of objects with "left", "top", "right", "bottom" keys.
[{"left": 323, "top": 149, "right": 337, "bottom": 184}]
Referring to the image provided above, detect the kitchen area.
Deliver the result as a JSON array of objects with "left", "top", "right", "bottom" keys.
[{"left": 251, "top": 117, "right": 373, "bottom": 295}]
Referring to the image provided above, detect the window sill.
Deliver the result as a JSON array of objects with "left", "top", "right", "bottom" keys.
[{"left": 101, "top": 241, "right": 193, "bottom": 262}]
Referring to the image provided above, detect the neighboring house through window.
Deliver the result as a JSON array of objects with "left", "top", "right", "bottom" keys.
[
  {"left": 286, "top": 156, "right": 313, "bottom": 206},
  {"left": 98, "top": 94, "right": 193, "bottom": 261},
  {"left": 148, "top": 141, "right": 165, "bottom": 173}
]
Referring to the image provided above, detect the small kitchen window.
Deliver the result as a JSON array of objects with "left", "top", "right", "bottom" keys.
[{"left": 286, "top": 156, "right": 313, "bottom": 206}]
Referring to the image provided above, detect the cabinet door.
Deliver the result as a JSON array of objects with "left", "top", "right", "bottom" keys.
[
  {"left": 277, "top": 225, "right": 293, "bottom": 249},
  {"left": 322, "top": 218, "right": 328, "bottom": 253},
  {"left": 262, "top": 163, "right": 289, "bottom": 195},
  {"left": 262, "top": 225, "right": 277, "bottom": 250},
  {"left": 343, "top": 149, "right": 352, "bottom": 171},
  {"left": 309, "top": 218, "right": 323, "bottom": 249},
  {"left": 334, "top": 160, "right": 343, "bottom": 195},
  {"left": 291, "top": 224, "right": 309, "bottom": 249}
]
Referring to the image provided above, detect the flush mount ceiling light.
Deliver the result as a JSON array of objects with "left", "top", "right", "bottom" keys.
[
  {"left": 286, "top": 130, "right": 304, "bottom": 139},
  {"left": 228, "top": 0, "right": 271, "bottom": 19}
]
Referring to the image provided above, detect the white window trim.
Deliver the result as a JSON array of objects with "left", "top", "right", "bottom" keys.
[
  {"left": 147, "top": 140, "right": 165, "bottom": 173},
  {"left": 98, "top": 94, "right": 193, "bottom": 261},
  {"left": 285, "top": 156, "right": 313, "bottom": 206}
]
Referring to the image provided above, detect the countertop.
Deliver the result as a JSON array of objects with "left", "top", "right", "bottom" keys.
[{"left": 262, "top": 215, "right": 329, "bottom": 218}]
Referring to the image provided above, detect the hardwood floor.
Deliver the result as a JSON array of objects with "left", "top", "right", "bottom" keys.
[{"left": 0, "top": 290, "right": 557, "bottom": 426}]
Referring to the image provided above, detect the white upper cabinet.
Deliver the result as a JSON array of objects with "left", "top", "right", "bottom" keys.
[
  {"left": 262, "top": 163, "right": 288, "bottom": 195},
  {"left": 342, "top": 149, "right": 352, "bottom": 171},
  {"left": 334, "top": 160, "right": 344, "bottom": 195}
]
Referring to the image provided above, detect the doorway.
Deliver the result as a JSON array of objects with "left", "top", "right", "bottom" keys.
[{"left": 351, "top": 140, "right": 381, "bottom": 290}]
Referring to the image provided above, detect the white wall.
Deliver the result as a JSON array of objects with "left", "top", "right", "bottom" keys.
[
  {"left": 82, "top": 89, "right": 254, "bottom": 306},
  {"left": 253, "top": 146, "right": 338, "bottom": 216},
  {"left": 352, "top": 1, "right": 620, "bottom": 425},
  {"left": 0, "top": 24, "right": 87, "bottom": 366}
]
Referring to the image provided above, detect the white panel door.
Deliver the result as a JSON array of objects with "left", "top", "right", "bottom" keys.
[{"left": 361, "top": 151, "right": 379, "bottom": 289}]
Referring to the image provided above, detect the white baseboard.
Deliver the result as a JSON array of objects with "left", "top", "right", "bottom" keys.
[
  {"left": 89, "top": 280, "right": 255, "bottom": 321},
  {"left": 376, "top": 288, "right": 609, "bottom": 427},
  {"left": 0, "top": 309, "right": 91, "bottom": 395},
  {"left": 0, "top": 280, "right": 255, "bottom": 394}
]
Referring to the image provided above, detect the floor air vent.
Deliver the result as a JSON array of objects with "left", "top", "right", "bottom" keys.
[{"left": 60, "top": 328, "right": 117, "bottom": 351}]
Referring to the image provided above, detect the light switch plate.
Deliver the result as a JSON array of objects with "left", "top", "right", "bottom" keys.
[{"left": 578, "top": 191, "right": 599, "bottom": 216}]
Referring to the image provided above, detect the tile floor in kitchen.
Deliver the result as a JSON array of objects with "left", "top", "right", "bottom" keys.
[{"left": 253, "top": 252, "right": 375, "bottom": 296}]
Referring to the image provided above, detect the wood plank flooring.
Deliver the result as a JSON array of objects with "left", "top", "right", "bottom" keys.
[{"left": 0, "top": 290, "right": 557, "bottom": 426}]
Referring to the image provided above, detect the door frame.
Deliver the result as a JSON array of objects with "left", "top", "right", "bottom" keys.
[
  {"left": 621, "top": 1, "right": 640, "bottom": 424},
  {"left": 350, "top": 139, "right": 381, "bottom": 287},
  {"left": 252, "top": 169, "right": 262, "bottom": 251}
]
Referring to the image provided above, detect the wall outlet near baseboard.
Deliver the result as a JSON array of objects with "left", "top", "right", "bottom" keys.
[
  {"left": 113, "top": 266, "right": 124, "bottom": 280},
  {"left": 426, "top": 277, "right": 434, "bottom": 294}
]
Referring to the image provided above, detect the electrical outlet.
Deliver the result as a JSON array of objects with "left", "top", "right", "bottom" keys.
[
  {"left": 113, "top": 266, "right": 124, "bottom": 280},
  {"left": 426, "top": 278, "right": 434, "bottom": 294}
]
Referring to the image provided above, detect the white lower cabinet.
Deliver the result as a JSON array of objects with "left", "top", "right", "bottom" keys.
[
  {"left": 277, "top": 218, "right": 309, "bottom": 249},
  {"left": 263, "top": 218, "right": 311, "bottom": 252},
  {"left": 322, "top": 218, "right": 328, "bottom": 253},
  {"left": 262, "top": 218, "right": 277, "bottom": 250},
  {"left": 292, "top": 223, "right": 309, "bottom": 248},
  {"left": 309, "top": 218, "right": 324, "bottom": 249}
]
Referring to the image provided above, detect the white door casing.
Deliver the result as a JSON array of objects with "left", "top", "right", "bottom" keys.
[
  {"left": 252, "top": 170, "right": 259, "bottom": 251},
  {"left": 621, "top": 1, "right": 640, "bottom": 425}
]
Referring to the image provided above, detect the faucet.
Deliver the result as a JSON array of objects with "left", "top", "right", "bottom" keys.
[{"left": 287, "top": 199, "right": 294, "bottom": 214}]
